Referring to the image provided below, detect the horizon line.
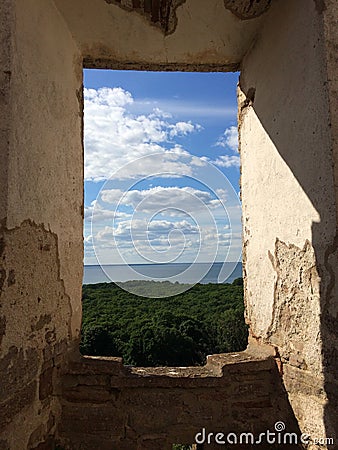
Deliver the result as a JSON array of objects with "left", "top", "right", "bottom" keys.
[{"left": 84, "top": 261, "right": 242, "bottom": 267}]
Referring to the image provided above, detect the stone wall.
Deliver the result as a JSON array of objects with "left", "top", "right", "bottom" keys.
[{"left": 58, "top": 352, "right": 300, "bottom": 450}]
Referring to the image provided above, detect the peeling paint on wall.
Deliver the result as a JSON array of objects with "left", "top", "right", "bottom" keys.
[
  {"left": 223, "top": 0, "right": 272, "bottom": 20},
  {"left": 0, "top": 220, "right": 72, "bottom": 448},
  {"left": 104, "top": 0, "right": 187, "bottom": 34},
  {"left": 314, "top": 0, "right": 326, "bottom": 14},
  {"left": 267, "top": 239, "right": 321, "bottom": 372}
]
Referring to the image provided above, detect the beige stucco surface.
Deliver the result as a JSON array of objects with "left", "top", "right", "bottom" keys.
[
  {"left": 240, "top": 0, "right": 337, "bottom": 441},
  {"left": 54, "top": 0, "right": 265, "bottom": 70}
]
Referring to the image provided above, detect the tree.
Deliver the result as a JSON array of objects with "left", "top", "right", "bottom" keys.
[
  {"left": 216, "top": 308, "right": 248, "bottom": 353},
  {"left": 81, "top": 324, "right": 120, "bottom": 357}
]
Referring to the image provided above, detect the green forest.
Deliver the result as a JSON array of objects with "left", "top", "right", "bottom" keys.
[{"left": 80, "top": 278, "right": 248, "bottom": 366}]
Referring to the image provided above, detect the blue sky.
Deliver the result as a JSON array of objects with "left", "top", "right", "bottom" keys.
[{"left": 83, "top": 69, "right": 241, "bottom": 266}]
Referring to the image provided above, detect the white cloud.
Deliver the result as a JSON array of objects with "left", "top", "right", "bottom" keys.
[
  {"left": 216, "top": 126, "right": 239, "bottom": 152},
  {"left": 88, "top": 185, "right": 235, "bottom": 261},
  {"left": 110, "top": 218, "right": 199, "bottom": 239},
  {"left": 83, "top": 87, "right": 242, "bottom": 265},
  {"left": 148, "top": 219, "right": 198, "bottom": 235},
  {"left": 100, "top": 186, "right": 224, "bottom": 213},
  {"left": 93, "top": 218, "right": 200, "bottom": 263},
  {"left": 91, "top": 218, "right": 232, "bottom": 259},
  {"left": 149, "top": 107, "right": 172, "bottom": 119},
  {"left": 90, "top": 185, "right": 235, "bottom": 264},
  {"left": 84, "top": 87, "right": 203, "bottom": 181},
  {"left": 84, "top": 200, "right": 130, "bottom": 222},
  {"left": 85, "top": 87, "right": 133, "bottom": 108},
  {"left": 169, "top": 121, "right": 201, "bottom": 137},
  {"left": 213, "top": 155, "right": 240, "bottom": 168}
]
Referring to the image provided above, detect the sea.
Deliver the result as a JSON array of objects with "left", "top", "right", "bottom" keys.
[{"left": 83, "top": 262, "right": 242, "bottom": 285}]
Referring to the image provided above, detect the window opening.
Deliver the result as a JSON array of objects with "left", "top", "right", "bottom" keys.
[{"left": 81, "top": 69, "right": 246, "bottom": 366}]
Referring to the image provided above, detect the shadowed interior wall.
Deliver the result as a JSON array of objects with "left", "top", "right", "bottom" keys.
[{"left": 321, "top": 0, "right": 338, "bottom": 440}]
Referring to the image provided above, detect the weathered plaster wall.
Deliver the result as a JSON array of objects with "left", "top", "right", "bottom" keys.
[
  {"left": 7, "top": 0, "right": 83, "bottom": 339},
  {"left": 239, "top": 0, "right": 337, "bottom": 443},
  {"left": 0, "top": 0, "right": 83, "bottom": 448},
  {"left": 53, "top": 0, "right": 267, "bottom": 71},
  {"left": 0, "top": 222, "right": 72, "bottom": 449}
]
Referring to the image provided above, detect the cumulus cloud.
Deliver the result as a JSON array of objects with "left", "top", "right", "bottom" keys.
[
  {"left": 169, "top": 121, "right": 202, "bottom": 137},
  {"left": 213, "top": 155, "right": 240, "bottom": 168},
  {"left": 84, "top": 87, "right": 203, "bottom": 181},
  {"left": 89, "top": 184, "right": 235, "bottom": 264},
  {"left": 83, "top": 87, "right": 242, "bottom": 264},
  {"left": 110, "top": 218, "right": 199, "bottom": 240},
  {"left": 84, "top": 200, "right": 130, "bottom": 222},
  {"left": 148, "top": 219, "right": 198, "bottom": 235},
  {"left": 215, "top": 126, "right": 239, "bottom": 152},
  {"left": 100, "top": 186, "right": 224, "bottom": 213},
  {"left": 92, "top": 218, "right": 230, "bottom": 259},
  {"left": 93, "top": 218, "right": 200, "bottom": 263}
]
